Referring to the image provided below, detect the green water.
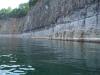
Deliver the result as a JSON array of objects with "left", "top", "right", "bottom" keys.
[{"left": 0, "top": 38, "right": 100, "bottom": 75}]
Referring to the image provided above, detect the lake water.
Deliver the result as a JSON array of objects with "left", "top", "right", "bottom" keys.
[{"left": 0, "top": 38, "right": 100, "bottom": 75}]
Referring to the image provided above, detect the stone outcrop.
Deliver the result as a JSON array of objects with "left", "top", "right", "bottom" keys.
[
  {"left": 0, "top": 17, "right": 26, "bottom": 34},
  {"left": 21, "top": 0, "right": 100, "bottom": 42},
  {"left": 0, "top": 0, "right": 100, "bottom": 42}
]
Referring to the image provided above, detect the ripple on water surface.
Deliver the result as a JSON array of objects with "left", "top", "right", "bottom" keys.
[
  {"left": 0, "top": 38, "right": 100, "bottom": 75},
  {"left": 0, "top": 54, "right": 35, "bottom": 75}
]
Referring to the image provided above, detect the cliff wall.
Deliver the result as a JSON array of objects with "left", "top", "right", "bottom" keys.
[
  {"left": 0, "top": 0, "right": 100, "bottom": 42},
  {"left": 22, "top": 0, "right": 100, "bottom": 42},
  {"left": 0, "top": 17, "right": 25, "bottom": 34}
]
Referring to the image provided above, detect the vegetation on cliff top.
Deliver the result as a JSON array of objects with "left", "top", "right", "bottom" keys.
[
  {"left": 0, "top": 0, "right": 38, "bottom": 19},
  {"left": 29, "top": 0, "right": 38, "bottom": 8}
]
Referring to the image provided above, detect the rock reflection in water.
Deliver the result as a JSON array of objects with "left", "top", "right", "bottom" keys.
[{"left": 0, "top": 38, "right": 100, "bottom": 75}]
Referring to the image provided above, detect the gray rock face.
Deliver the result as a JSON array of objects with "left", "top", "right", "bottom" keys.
[
  {"left": 22, "top": 0, "right": 100, "bottom": 41},
  {"left": 0, "top": 18, "right": 25, "bottom": 34},
  {"left": 0, "top": 0, "right": 100, "bottom": 42}
]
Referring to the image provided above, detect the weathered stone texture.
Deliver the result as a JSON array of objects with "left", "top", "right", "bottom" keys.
[
  {"left": 25, "top": 0, "right": 100, "bottom": 40},
  {"left": 0, "top": 18, "right": 25, "bottom": 34},
  {"left": 0, "top": 0, "right": 100, "bottom": 41}
]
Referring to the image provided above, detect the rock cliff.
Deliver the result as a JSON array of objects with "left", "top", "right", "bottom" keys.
[
  {"left": 22, "top": 0, "right": 100, "bottom": 42},
  {"left": 0, "top": 17, "right": 25, "bottom": 34},
  {"left": 0, "top": 0, "right": 100, "bottom": 42}
]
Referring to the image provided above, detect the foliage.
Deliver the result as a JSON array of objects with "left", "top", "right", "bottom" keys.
[
  {"left": 0, "top": 3, "right": 29, "bottom": 19},
  {"left": 0, "top": 0, "right": 38, "bottom": 19},
  {"left": 10, "top": 3, "right": 29, "bottom": 18},
  {"left": 0, "top": 7, "right": 12, "bottom": 19},
  {"left": 29, "top": 0, "right": 38, "bottom": 8}
]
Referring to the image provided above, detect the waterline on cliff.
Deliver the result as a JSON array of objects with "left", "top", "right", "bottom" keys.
[
  {"left": 0, "top": 33, "right": 100, "bottom": 43},
  {"left": 32, "top": 36, "right": 100, "bottom": 43}
]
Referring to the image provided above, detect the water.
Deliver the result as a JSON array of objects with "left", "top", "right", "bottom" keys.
[{"left": 0, "top": 38, "right": 100, "bottom": 75}]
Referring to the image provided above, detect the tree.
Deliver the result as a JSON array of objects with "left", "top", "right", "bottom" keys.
[
  {"left": 0, "top": 0, "right": 38, "bottom": 19},
  {"left": 0, "top": 7, "right": 12, "bottom": 19},
  {"left": 10, "top": 3, "right": 29, "bottom": 18},
  {"left": 29, "top": 0, "right": 38, "bottom": 8}
]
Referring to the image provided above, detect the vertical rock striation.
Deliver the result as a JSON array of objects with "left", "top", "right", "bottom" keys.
[
  {"left": 0, "top": 0, "right": 100, "bottom": 42},
  {"left": 22, "top": 0, "right": 100, "bottom": 42},
  {"left": 0, "top": 17, "right": 26, "bottom": 34}
]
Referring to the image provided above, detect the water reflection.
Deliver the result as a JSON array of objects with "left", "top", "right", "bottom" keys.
[{"left": 0, "top": 38, "right": 100, "bottom": 75}]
